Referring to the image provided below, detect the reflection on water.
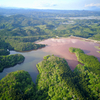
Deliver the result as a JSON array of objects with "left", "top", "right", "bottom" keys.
[
  {"left": 37, "top": 37, "right": 100, "bottom": 70},
  {"left": 0, "top": 49, "right": 51, "bottom": 83},
  {"left": 0, "top": 37, "right": 100, "bottom": 83}
]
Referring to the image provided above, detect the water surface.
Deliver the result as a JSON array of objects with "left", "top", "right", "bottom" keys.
[
  {"left": 0, "top": 37, "right": 100, "bottom": 82},
  {"left": 0, "top": 49, "right": 50, "bottom": 83},
  {"left": 37, "top": 37, "right": 100, "bottom": 70}
]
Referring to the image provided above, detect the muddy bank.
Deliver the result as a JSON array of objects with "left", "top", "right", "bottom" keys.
[{"left": 70, "top": 36, "right": 100, "bottom": 43}]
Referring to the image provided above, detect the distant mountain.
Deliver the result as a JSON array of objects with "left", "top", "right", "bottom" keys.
[
  {"left": 85, "top": 6, "right": 100, "bottom": 11},
  {"left": 0, "top": 7, "right": 100, "bottom": 17}
]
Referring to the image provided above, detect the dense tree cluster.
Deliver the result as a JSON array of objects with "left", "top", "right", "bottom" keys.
[
  {"left": 36, "top": 55, "right": 87, "bottom": 100},
  {"left": 0, "top": 11, "right": 100, "bottom": 39},
  {"left": 0, "top": 70, "right": 35, "bottom": 100},
  {"left": 0, "top": 54, "right": 100, "bottom": 100},
  {"left": 0, "top": 8, "right": 100, "bottom": 100},
  {"left": 0, "top": 39, "right": 25, "bottom": 72},
  {"left": 74, "top": 64, "right": 100, "bottom": 100},
  {"left": 0, "top": 39, "right": 13, "bottom": 50},
  {"left": 0, "top": 36, "right": 46, "bottom": 51},
  {"left": 5, "top": 39, "right": 45, "bottom": 51},
  {"left": 0, "top": 54, "right": 25, "bottom": 72},
  {"left": 46, "top": 24, "right": 55, "bottom": 29},
  {"left": 0, "top": 49, "right": 10, "bottom": 55},
  {"left": 69, "top": 47, "right": 100, "bottom": 75}
]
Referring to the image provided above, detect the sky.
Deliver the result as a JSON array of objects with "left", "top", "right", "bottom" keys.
[{"left": 0, "top": 0, "right": 100, "bottom": 10}]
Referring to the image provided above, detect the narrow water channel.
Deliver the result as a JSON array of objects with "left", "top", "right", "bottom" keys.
[{"left": 0, "top": 49, "right": 51, "bottom": 83}]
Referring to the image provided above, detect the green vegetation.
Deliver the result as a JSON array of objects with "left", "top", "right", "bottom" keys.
[
  {"left": 97, "top": 51, "right": 100, "bottom": 53},
  {"left": 0, "top": 36, "right": 46, "bottom": 51},
  {"left": 95, "top": 46, "right": 100, "bottom": 50},
  {"left": 94, "top": 46, "right": 100, "bottom": 53},
  {"left": 0, "top": 49, "right": 10, "bottom": 55},
  {"left": 36, "top": 55, "right": 86, "bottom": 100},
  {"left": 0, "top": 39, "right": 25, "bottom": 72},
  {"left": 0, "top": 8, "right": 100, "bottom": 100},
  {"left": 0, "top": 70, "right": 35, "bottom": 100},
  {"left": 0, "top": 54, "right": 25, "bottom": 72},
  {"left": 35, "top": 55, "right": 100, "bottom": 99},
  {"left": 0, "top": 10, "right": 100, "bottom": 39},
  {"left": 69, "top": 47, "right": 100, "bottom": 75},
  {"left": 0, "top": 39, "right": 13, "bottom": 50},
  {"left": 5, "top": 39, "right": 45, "bottom": 51},
  {"left": 0, "top": 55, "right": 100, "bottom": 100},
  {"left": 89, "top": 34, "right": 100, "bottom": 41},
  {"left": 69, "top": 47, "right": 100, "bottom": 100},
  {"left": 0, "top": 10, "right": 100, "bottom": 52},
  {"left": 74, "top": 64, "right": 100, "bottom": 100},
  {"left": 46, "top": 24, "right": 55, "bottom": 29}
]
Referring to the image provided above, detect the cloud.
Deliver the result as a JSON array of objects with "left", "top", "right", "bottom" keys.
[
  {"left": 85, "top": 3, "right": 100, "bottom": 7},
  {"left": 42, "top": 3, "right": 57, "bottom": 7},
  {"left": 0, "top": 4, "right": 4, "bottom": 7},
  {"left": 32, "top": 0, "right": 58, "bottom": 9}
]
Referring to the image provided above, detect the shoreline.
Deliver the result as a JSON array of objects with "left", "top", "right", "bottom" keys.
[
  {"left": 35, "top": 36, "right": 100, "bottom": 44},
  {"left": 69, "top": 36, "right": 100, "bottom": 44}
]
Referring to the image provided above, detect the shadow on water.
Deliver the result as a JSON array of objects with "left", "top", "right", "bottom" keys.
[
  {"left": 28, "top": 71, "right": 39, "bottom": 84},
  {"left": 83, "top": 50, "right": 90, "bottom": 54}
]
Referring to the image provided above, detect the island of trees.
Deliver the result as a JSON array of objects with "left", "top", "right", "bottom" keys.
[{"left": 0, "top": 39, "right": 25, "bottom": 72}]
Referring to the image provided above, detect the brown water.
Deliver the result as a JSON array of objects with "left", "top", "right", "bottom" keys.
[
  {"left": 37, "top": 37, "right": 100, "bottom": 70},
  {"left": 0, "top": 37, "right": 100, "bottom": 82}
]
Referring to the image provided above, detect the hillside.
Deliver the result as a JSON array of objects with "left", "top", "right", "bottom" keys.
[
  {"left": 0, "top": 54, "right": 100, "bottom": 99},
  {"left": 0, "top": 9, "right": 100, "bottom": 100}
]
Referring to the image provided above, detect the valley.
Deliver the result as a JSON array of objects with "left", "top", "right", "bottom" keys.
[{"left": 0, "top": 8, "right": 100, "bottom": 100}]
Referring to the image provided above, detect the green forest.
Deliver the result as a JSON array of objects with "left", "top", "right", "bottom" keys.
[
  {"left": 0, "top": 8, "right": 100, "bottom": 100},
  {"left": 0, "top": 54, "right": 25, "bottom": 72},
  {"left": 69, "top": 47, "right": 100, "bottom": 75},
  {"left": 0, "top": 55, "right": 100, "bottom": 100},
  {"left": 0, "top": 70, "right": 35, "bottom": 100},
  {"left": 0, "top": 8, "right": 100, "bottom": 52},
  {"left": 0, "top": 39, "right": 25, "bottom": 72}
]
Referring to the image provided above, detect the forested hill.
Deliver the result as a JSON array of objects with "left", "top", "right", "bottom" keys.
[
  {"left": 0, "top": 70, "right": 35, "bottom": 100},
  {"left": 0, "top": 8, "right": 100, "bottom": 100},
  {"left": 0, "top": 9, "right": 100, "bottom": 65},
  {"left": 0, "top": 55, "right": 100, "bottom": 100},
  {"left": 0, "top": 10, "right": 100, "bottom": 38}
]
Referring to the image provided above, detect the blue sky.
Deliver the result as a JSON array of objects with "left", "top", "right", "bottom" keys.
[{"left": 0, "top": 0, "right": 100, "bottom": 10}]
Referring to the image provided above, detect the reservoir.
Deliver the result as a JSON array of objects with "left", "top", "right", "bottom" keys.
[
  {"left": 37, "top": 37, "right": 100, "bottom": 70},
  {"left": 0, "top": 49, "right": 51, "bottom": 83},
  {"left": 0, "top": 37, "right": 100, "bottom": 83}
]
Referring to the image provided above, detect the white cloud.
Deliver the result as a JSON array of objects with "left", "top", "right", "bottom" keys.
[
  {"left": 32, "top": 0, "right": 57, "bottom": 9},
  {"left": 42, "top": 3, "right": 57, "bottom": 7},
  {"left": 85, "top": 3, "right": 100, "bottom": 7},
  {"left": 0, "top": 4, "right": 4, "bottom": 7}
]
